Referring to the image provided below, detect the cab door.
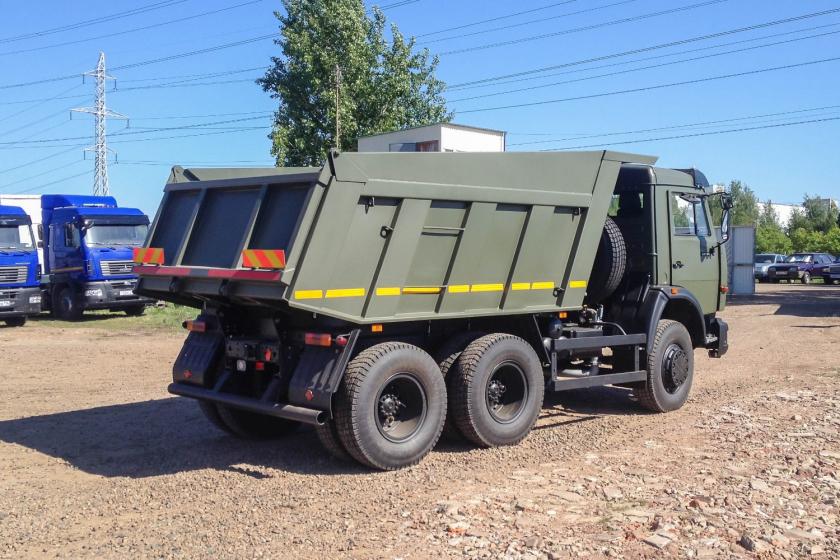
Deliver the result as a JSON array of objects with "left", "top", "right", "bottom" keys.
[{"left": 668, "top": 190, "right": 719, "bottom": 314}]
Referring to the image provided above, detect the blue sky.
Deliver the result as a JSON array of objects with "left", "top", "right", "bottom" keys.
[{"left": 0, "top": 0, "right": 838, "bottom": 217}]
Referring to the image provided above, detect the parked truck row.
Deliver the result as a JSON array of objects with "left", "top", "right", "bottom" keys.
[
  {"left": 0, "top": 194, "right": 152, "bottom": 325},
  {"left": 136, "top": 150, "right": 732, "bottom": 470}
]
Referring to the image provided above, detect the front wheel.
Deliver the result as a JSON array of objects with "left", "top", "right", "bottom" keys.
[
  {"left": 124, "top": 305, "right": 146, "bottom": 317},
  {"left": 801, "top": 272, "right": 811, "bottom": 284},
  {"left": 53, "top": 286, "right": 83, "bottom": 321},
  {"left": 334, "top": 342, "right": 446, "bottom": 470},
  {"left": 635, "top": 320, "right": 694, "bottom": 412}
]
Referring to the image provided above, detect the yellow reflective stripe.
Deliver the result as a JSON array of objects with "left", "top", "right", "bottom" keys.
[
  {"left": 325, "top": 288, "right": 365, "bottom": 298},
  {"left": 471, "top": 283, "right": 504, "bottom": 292},
  {"left": 447, "top": 284, "right": 470, "bottom": 293},
  {"left": 569, "top": 280, "right": 587, "bottom": 289},
  {"left": 511, "top": 282, "right": 531, "bottom": 291},
  {"left": 376, "top": 287, "right": 401, "bottom": 296},
  {"left": 294, "top": 290, "right": 323, "bottom": 300},
  {"left": 531, "top": 281, "right": 555, "bottom": 290},
  {"left": 402, "top": 286, "right": 442, "bottom": 294}
]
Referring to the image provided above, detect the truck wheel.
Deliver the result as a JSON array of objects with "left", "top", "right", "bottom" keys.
[
  {"left": 201, "top": 402, "right": 299, "bottom": 439},
  {"left": 315, "top": 420, "right": 351, "bottom": 462},
  {"left": 53, "top": 286, "right": 83, "bottom": 321},
  {"left": 334, "top": 342, "right": 446, "bottom": 470},
  {"left": 586, "top": 217, "right": 626, "bottom": 304},
  {"left": 801, "top": 272, "right": 810, "bottom": 284},
  {"left": 433, "top": 331, "right": 484, "bottom": 440},
  {"left": 124, "top": 305, "right": 145, "bottom": 317},
  {"left": 3, "top": 317, "right": 26, "bottom": 327},
  {"left": 635, "top": 319, "right": 694, "bottom": 413},
  {"left": 450, "top": 334, "right": 544, "bottom": 448}
]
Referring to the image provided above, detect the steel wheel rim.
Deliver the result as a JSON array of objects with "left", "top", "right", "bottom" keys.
[
  {"left": 662, "top": 343, "right": 689, "bottom": 393},
  {"left": 485, "top": 361, "right": 528, "bottom": 424},
  {"left": 374, "top": 373, "right": 427, "bottom": 443}
]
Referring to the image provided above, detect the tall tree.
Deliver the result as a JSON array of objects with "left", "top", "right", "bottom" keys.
[
  {"left": 755, "top": 200, "right": 792, "bottom": 254},
  {"left": 258, "top": 0, "right": 450, "bottom": 166},
  {"left": 710, "top": 180, "right": 759, "bottom": 226},
  {"left": 787, "top": 194, "right": 839, "bottom": 234}
]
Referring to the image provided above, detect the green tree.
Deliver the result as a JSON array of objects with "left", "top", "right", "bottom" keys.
[
  {"left": 258, "top": 0, "right": 450, "bottom": 166},
  {"left": 787, "top": 194, "right": 839, "bottom": 234},
  {"left": 710, "top": 180, "right": 759, "bottom": 226},
  {"left": 755, "top": 200, "right": 792, "bottom": 254}
]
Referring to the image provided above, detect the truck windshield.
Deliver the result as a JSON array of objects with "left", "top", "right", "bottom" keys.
[
  {"left": 0, "top": 224, "right": 35, "bottom": 250},
  {"left": 86, "top": 224, "right": 148, "bottom": 246}
]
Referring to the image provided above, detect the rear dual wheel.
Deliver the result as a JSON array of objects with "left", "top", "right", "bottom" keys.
[{"left": 198, "top": 401, "right": 299, "bottom": 439}]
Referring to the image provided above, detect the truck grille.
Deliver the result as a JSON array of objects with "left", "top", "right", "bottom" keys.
[
  {"left": 101, "top": 260, "right": 135, "bottom": 276},
  {"left": 0, "top": 266, "right": 27, "bottom": 283}
]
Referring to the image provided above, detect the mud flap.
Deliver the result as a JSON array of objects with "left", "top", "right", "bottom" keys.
[
  {"left": 172, "top": 331, "right": 224, "bottom": 386},
  {"left": 287, "top": 329, "right": 360, "bottom": 411}
]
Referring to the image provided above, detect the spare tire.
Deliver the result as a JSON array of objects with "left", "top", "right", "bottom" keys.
[{"left": 585, "top": 216, "right": 626, "bottom": 304}]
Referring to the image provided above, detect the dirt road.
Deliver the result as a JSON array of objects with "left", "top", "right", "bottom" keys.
[{"left": 1, "top": 284, "right": 838, "bottom": 559}]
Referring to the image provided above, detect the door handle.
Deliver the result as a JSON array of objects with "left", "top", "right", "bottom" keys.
[{"left": 673, "top": 261, "right": 684, "bottom": 269}]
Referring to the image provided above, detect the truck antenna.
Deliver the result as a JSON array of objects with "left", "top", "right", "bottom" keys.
[{"left": 72, "top": 52, "right": 128, "bottom": 197}]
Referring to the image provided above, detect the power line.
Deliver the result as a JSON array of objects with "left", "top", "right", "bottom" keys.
[
  {"left": 11, "top": 169, "right": 93, "bottom": 195},
  {"left": 457, "top": 56, "right": 840, "bottom": 114},
  {"left": 380, "top": 0, "right": 420, "bottom": 10},
  {"left": 119, "top": 66, "right": 268, "bottom": 84},
  {"left": 130, "top": 110, "right": 272, "bottom": 121},
  {"left": 0, "top": 127, "right": 268, "bottom": 151},
  {"left": 424, "top": 0, "right": 640, "bottom": 45},
  {"left": 447, "top": 7, "right": 840, "bottom": 89},
  {"left": 0, "top": 83, "right": 81, "bottom": 123},
  {"left": 116, "top": 159, "right": 275, "bottom": 166},
  {"left": 509, "top": 104, "right": 840, "bottom": 146},
  {"left": 416, "top": 1, "right": 578, "bottom": 38},
  {"left": 0, "top": 159, "right": 85, "bottom": 191},
  {"left": 0, "top": 0, "right": 188, "bottom": 45},
  {"left": 438, "top": 0, "right": 730, "bottom": 56},
  {"left": 448, "top": 26, "right": 840, "bottom": 103},
  {"left": 0, "top": 1, "right": 265, "bottom": 57},
  {"left": 540, "top": 116, "right": 840, "bottom": 151},
  {"left": 0, "top": 146, "right": 83, "bottom": 175}
]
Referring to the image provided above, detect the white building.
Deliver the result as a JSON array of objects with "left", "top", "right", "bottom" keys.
[
  {"left": 357, "top": 123, "right": 506, "bottom": 153},
  {"left": 759, "top": 201, "right": 801, "bottom": 228}
]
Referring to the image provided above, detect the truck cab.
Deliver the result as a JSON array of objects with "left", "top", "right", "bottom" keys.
[
  {"left": 41, "top": 195, "right": 154, "bottom": 320},
  {"left": 0, "top": 205, "right": 41, "bottom": 326}
]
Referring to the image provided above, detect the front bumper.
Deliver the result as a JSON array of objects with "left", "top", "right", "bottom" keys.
[
  {"left": 706, "top": 317, "right": 728, "bottom": 358},
  {"left": 767, "top": 268, "right": 802, "bottom": 280},
  {"left": 82, "top": 279, "right": 154, "bottom": 310},
  {"left": 0, "top": 286, "right": 42, "bottom": 318}
]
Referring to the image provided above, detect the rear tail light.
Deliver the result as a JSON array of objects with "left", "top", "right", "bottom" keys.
[
  {"left": 335, "top": 335, "right": 349, "bottom": 347},
  {"left": 720, "top": 286, "right": 729, "bottom": 294},
  {"left": 304, "top": 332, "right": 332, "bottom": 347},
  {"left": 183, "top": 320, "right": 206, "bottom": 333}
]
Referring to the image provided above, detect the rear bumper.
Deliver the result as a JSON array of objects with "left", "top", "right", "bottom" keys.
[
  {"left": 82, "top": 279, "right": 154, "bottom": 310},
  {"left": 168, "top": 382, "right": 327, "bottom": 425},
  {"left": 0, "top": 286, "right": 42, "bottom": 317},
  {"left": 706, "top": 318, "right": 728, "bottom": 358}
]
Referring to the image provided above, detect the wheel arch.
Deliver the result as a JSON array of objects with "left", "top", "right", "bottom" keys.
[{"left": 642, "top": 288, "right": 707, "bottom": 350}]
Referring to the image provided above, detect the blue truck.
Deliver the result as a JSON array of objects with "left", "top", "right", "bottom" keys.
[
  {"left": 40, "top": 195, "right": 154, "bottom": 320},
  {"left": 0, "top": 205, "right": 41, "bottom": 327}
]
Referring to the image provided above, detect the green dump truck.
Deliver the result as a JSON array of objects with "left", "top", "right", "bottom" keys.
[{"left": 136, "top": 150, "right": 731, "bottom": 470}]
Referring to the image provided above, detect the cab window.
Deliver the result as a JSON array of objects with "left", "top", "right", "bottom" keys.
[{"left": 670, "top": 193, "right": 710, "bottom": 237}]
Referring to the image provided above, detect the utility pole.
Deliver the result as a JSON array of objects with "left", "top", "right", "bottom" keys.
[
  {"left": 334, "top": 64, "right": 342, "bottom": 149},
  {"left": 72, "top": 52, "right": 127, "bottom": 197}
]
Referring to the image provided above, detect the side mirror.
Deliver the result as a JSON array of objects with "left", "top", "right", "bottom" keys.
[{"left": 720, "top": 207, "right": 730, "bottom": 244}]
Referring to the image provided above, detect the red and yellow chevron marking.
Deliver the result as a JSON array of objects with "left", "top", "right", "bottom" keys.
[
  {"left": 133, "top": 247, "right": 164, "bottom": 265},
  {"left": 242, "top": 249, "right": 286, "bottom": 270}
]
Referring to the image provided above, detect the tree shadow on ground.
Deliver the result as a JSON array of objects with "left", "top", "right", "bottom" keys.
[
  {"left": 728, "top": 286, "right": 840, "bottom": 318},
  {"left": 0, "top": 397, "right": 366, "bottom": 478}
]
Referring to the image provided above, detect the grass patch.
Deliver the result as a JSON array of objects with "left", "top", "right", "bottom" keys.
[{"left": 32, "top": 303, "right": 197, "bottom": 332}]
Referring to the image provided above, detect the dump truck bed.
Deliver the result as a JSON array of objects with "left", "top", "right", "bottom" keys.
[{"left": 137, "top": 150, "right": 656, "bottom": 324}]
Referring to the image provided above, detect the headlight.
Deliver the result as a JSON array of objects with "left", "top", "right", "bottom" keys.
[
  {"left": 85, "top": 288, "right": 103, "bottom": 297},
  {"left": 822, "top": 267, "right": 830, "bottom": 273}
]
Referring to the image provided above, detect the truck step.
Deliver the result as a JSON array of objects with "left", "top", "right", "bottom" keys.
[{"left": 550, "top": 370, "right": 646, "bottom": 392}]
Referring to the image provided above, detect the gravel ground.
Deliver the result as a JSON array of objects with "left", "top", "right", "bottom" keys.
[{"left": 0, "top": 283, "right": 838, "bottom": 559}]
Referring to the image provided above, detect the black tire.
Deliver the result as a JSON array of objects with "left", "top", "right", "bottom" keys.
[
  {"left": 3, "top": 316, "right": 26, "bottom": 327},
  {"left": 586, "top": 217, "right": 627, "bottom": 304},
  {"left": 634, "top": 319, "right": 694, "bottom": 412},
  {"left": 204, "top": 402, "right": 299, "bottom": 439},
  {"left": 124, "top": 305, "right": 145, "bottom": 317},
  {"left": 450, "top": 334, "right": 544, "bottom": 448},
  {"left": 433, "top": 331, "right": 484, "bottom": 440},
  {"left": 801, "top": 272, "right": 810, "bottom": 284},
  {"left": 334, "top": 342, "right": 446, "bottom": 470},
  {"left": 53, "top": 285, "right": 83, "bottom": 321},
  {"left": 315, "top": 420, "right": 352, "bottom": 462}
]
